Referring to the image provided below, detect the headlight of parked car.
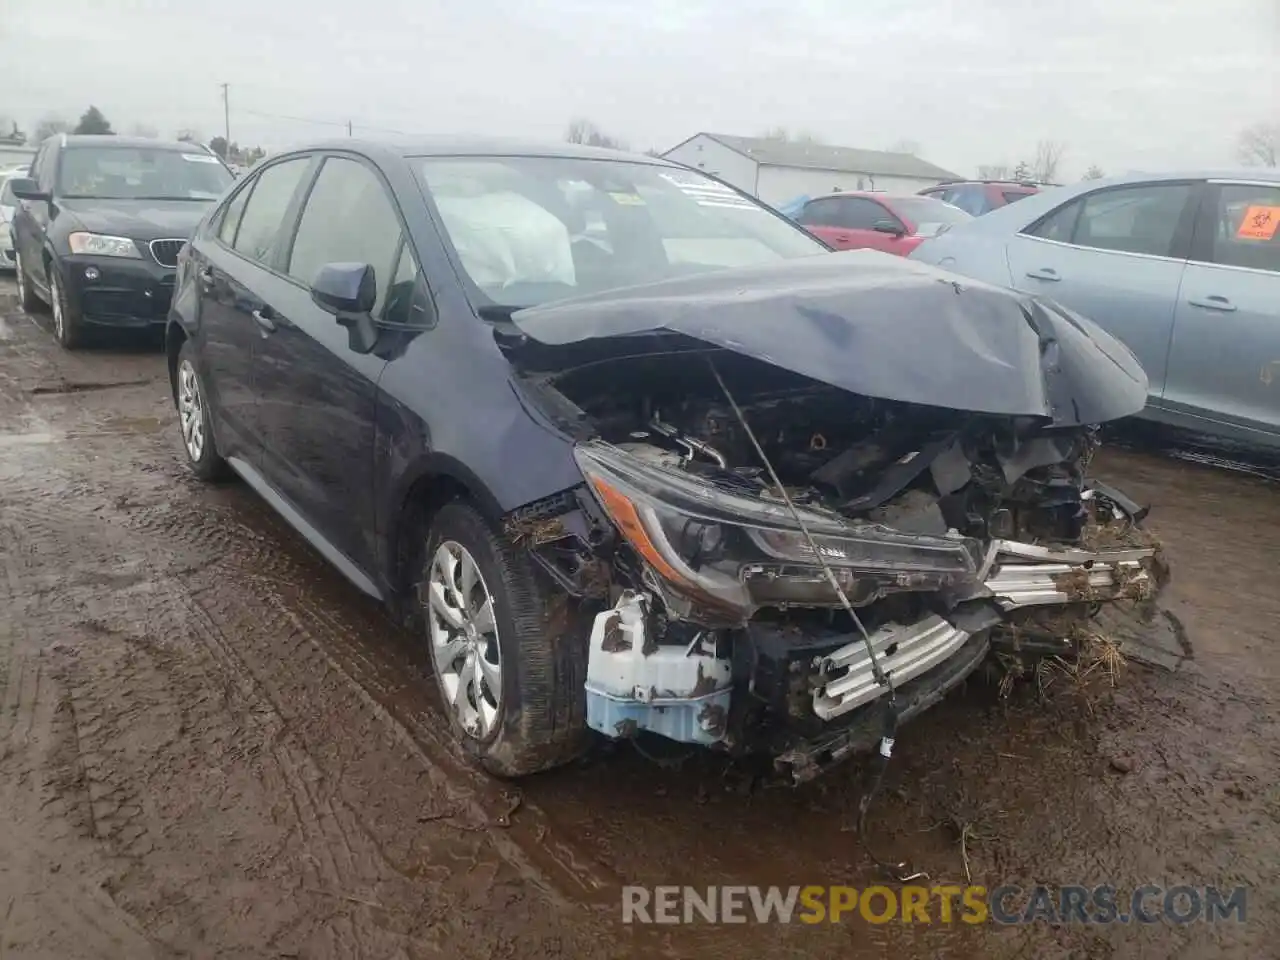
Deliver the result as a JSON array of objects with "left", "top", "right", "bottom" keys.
[
  {"left": 574, "top": 440, "right": 982, "bottom": 616},
  {"left": 67, "top": 232, "right": 141, "bottom": 258}
]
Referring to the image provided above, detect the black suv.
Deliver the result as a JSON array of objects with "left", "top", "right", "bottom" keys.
[
  {"left": 167, "top": 139, "right": 1163, "bottom": 783},
  {"left": 8, "top": 134, "right": 233, "bottom": 348}
]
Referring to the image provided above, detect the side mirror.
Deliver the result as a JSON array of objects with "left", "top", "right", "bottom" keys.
[
  {"left": 873, "top": 219, "right": 906, "bottom": 238},
  {"left": 310, "top": 262, "right": 376, "bottom": 315},
  {"left": 8, "top": 177, "right": 49, "bottom": 202},
  {"left": 311, "top": 262, "right": 378, "bottom": 354}
]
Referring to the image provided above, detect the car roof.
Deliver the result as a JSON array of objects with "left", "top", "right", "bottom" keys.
[
  {"left": 54, "top": 134, "right": 213, "bottom": 153},
  {"left": 931, "top": 179, "right": 1045, "bottom": 188},
  {"left": 821, "top": 192, "right": 948, "bottom": 202},
  {"left": 929, "top": 167, "right": 1280, "bottom": 238},
  {"left": 279, "top": 136, "right": 682, "bottom": 167}
]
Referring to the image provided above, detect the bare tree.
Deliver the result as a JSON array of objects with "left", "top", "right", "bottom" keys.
[
  {"left": 1031, "top": 140, "right": 1067, "bottom": 183},
  {"left": 977, "top": 163, "right": 1013, "bottom": 179},
  {"left": 128, "top": 123, "right": 159, "bottom": 139},
  {"left": 1082, "top": 164, "right": 1105, "bottom": 180},
  {"left": 565, "top": 118, "right": 626, "bottom": 150},
  {"left": 34, "top": 115, "right": 71, "bottom": 142},
  {"left": 888, "top": 139, "right": 921, "bottom": 156},
  {"left": 1236, "top": 122, "right": 1279, "bottom": 167}
]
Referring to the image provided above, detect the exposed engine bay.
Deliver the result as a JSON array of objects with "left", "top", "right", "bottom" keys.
[{"left": 554, "top": 348, "right": 1106, "bottom": 544}]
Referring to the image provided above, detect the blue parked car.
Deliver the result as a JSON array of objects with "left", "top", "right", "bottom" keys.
[{"left": 910, "top": 170, "right": 1280, "bottom": 450}]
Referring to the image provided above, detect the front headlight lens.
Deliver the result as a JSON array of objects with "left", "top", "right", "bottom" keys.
[
  {"left": 68, "top": 232, "right": 141, "bottom": 258},
  {"left": 574, "top": 440, "right": 981, "bottom": 617}
]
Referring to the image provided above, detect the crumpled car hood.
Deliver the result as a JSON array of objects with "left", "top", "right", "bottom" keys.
[{"left": 511, "top": 250, "right": 1148, "bottom": 426}]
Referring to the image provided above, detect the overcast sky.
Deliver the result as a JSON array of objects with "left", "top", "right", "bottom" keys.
[{"left": 3, "top": 0, "right": 1277, "bottom": 178}]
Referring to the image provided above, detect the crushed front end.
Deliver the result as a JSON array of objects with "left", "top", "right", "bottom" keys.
[
  {"left": 504, "top": 349, "right": 1167, "bottom": 784},
  {"left": 495, "top": 252, "right": 1165, "bottom": 782}
]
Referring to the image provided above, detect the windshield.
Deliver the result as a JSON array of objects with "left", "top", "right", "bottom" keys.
[
  {"left": 415, "top": 156, "right": 827, "bottom": 308},
  {"left": 57, "top": 147, "right": 233, "bottom": 201},
  {"left": 0, "top": 177, "right": 14, "bottom": 206}
]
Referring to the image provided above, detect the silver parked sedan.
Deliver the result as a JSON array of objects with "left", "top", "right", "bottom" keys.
[{"left": 910, "top": 170, "right": 1280, "bottom": 450}]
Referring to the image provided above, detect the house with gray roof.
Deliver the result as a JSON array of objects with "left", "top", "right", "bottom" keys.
[{"left": 661, "top": 132, "right": 960, "bottom": 206}]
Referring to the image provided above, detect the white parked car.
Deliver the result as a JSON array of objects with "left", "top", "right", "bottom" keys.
[{"left": 0, "top": 171, "right": 19, "bottom": 271}]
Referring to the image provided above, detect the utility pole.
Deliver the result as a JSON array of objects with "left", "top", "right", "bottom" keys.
[
  {"left": 347, "top": 120, "right": 353, "bottom": 137},
  {"left": 220, "top": 83, "right": 230, "bottom": 150}
]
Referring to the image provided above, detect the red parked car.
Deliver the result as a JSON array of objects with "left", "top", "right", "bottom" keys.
[
  {"left": 795, "top": 192, "right": 972, "bottom": 256},
  {"left": 917, "top": 179, "right": 1045, "bottom": 216}
]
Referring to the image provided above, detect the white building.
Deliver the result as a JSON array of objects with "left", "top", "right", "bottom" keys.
[
  {"left": 0, "top": 144, "right": 36, "bottom": 171},
  {"left": 662, "top": 133, "right": 960, "bottom": 206}
]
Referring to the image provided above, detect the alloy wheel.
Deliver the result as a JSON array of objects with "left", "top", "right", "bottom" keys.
[
  {"left": 50, "top": 271, "right": 64, "bottom": 340},
  {"left": 177, "top": 358, "right": 206, "bottom": 462},
  {"left": 14, "top": 252, "right": 26, "bottom": 304},
  {"left": 426, "top": 540, "right": 503, "bottom": 739}
]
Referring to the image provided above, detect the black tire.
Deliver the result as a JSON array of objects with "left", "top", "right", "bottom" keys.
[
  {"left": 420, "top": 502, "right": 588, "bottom": 777},
  {"left": 48, "top": 263, "right": 84, "bottom": 350},
  {"left": 14, "top": 249, "right": 46, "bottom": 313},
  {"left": 175, "top": 339, "right": 229, "bottom": 481}
]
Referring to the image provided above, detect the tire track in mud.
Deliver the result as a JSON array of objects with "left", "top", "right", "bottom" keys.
[
  {"left": 0, "top": 394, "right": 605, "bottom": 956},
  {"left": 44, "top": 582, "right": 423, "bottom": 956},
  {"left": 115, "top": 452, "right": 620, "bottom": 905}
]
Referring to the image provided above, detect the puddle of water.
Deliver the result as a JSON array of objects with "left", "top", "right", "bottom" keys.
[
  {"left": 69, "top": 415, "right": 167, "bottom": 438},
  {"left": 0, "top": 431, "right": 59, "bottom": 448}
]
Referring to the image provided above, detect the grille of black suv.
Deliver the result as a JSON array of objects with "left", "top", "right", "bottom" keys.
[{"left": 148, "top": 239, "right": 186, "bottom": 268}]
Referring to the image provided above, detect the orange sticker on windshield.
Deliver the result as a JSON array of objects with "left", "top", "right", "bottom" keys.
[{"left": 1237, "top": 205, "right": 1280, "bottom": 240}]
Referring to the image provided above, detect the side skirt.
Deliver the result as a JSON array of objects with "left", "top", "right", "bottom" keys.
[{"left": 225, "top": 455, "right": 385, "bottom": 602}]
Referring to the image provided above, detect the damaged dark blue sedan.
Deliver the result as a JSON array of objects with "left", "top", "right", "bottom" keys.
[{"left": 166, "top": 139, "right": 1167, "bottom": 783}]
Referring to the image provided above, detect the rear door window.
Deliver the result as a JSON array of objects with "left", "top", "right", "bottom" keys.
[
  {"left": 231, "top": 157, "right": 310, "bottom": 265},
  {"left": 797, "top": 198, "right": 839, "bottom": 227},
  {"left": 216, "top": 182, "right": 252, "bottom": 245},
  {"left": 837, "top": 197, "right": 892, "bottom": 229},
  {"left": 1201, "top": 184, "right": 1280, "bottom": 274}
]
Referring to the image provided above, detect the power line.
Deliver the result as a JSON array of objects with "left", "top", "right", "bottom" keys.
[{"left": 237, "top": 106, "right": 420, "bottom": 138}]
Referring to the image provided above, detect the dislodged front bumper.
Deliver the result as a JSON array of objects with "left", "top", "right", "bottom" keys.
[
  {"left": 810, "top": 539, "right": 1161, "bottom": 722},
  {"left": 580, "top": 533, "right": 1164, "bottom": 780}
]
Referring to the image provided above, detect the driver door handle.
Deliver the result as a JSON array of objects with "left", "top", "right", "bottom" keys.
[
  {"left": 1188, "top": 295, "right": 1236, "bottom": 313},
  {"left": 1025, "top": 267, "right": 1061, "bottom": 282},
  {"left": 251, "top": 306, "right": 277, "bottom": 334}
]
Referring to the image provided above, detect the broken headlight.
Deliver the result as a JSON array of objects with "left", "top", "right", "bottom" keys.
[{"left": 574, "top": 440, "right": 981, "bottom": 616}]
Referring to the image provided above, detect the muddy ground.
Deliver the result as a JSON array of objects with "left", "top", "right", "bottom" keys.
[{"left": 0, "top": 277, "right": 1276, "bottom": 959}]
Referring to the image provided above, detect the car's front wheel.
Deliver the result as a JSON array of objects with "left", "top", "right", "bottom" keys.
[
  {"left": 14, "top": 250, "right": 45, "bottom": 314},
  {"left": 420, "top": 502, "right": 587, "bottom": 777},
  {"left": 175, "top": 340, "right": 228, "bottom": 481},
  {"left": 48, "top": 265, "right": 83, "bottom": 349}
]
